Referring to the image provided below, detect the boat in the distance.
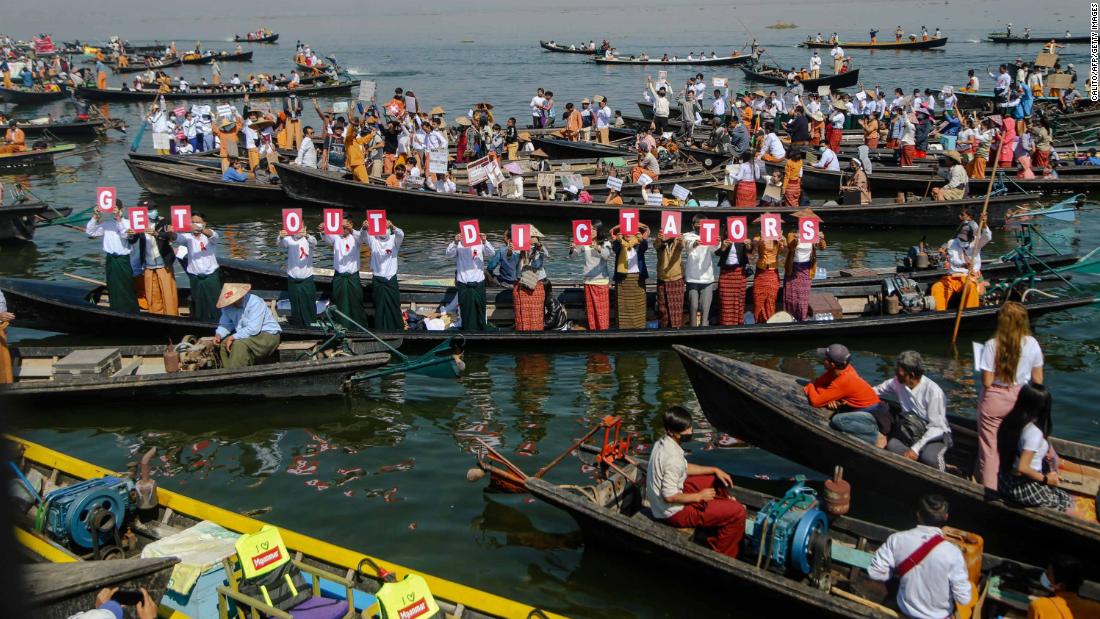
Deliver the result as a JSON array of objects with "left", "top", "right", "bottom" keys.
[
  {"left": 112, "top": 56, "right": 182, "bottom": 74},
  {"left": 800, "top": 36, "right": 948, "bottom": 50},
  {"left": 539, "top": 41, "right": 596, "bottom": 54},
  {"left": 988, "top": 32, "right": 1089, "bottom": 44},
  {"left": 0, "top": 144, "right": 78, "bottom": 170},
  {"left": 593, "top": 53, "right": 753, "bottom": 66},
  {"left": 73, "top": 80, "right": 355, "bottom": 102},
  {"left": 0, "top": 84, "right": 70, "bottom": 105},
  {"left": 234, "top": 31, "right": 279, "bottom": 43}
]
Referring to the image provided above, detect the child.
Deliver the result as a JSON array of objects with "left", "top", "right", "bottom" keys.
[
  {"left": 613, "top": 110, "right": 626, "bottom": 127},
  {"left": 760, "top": 171, "right": 783, "bottom": 206},
  {"left": 490, "top": 123, "right": 505, "bottom": 156}
]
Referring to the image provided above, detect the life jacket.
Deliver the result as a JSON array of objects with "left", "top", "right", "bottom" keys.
[
  {"left": 375, "top": 573, "right": 440, "bottom": 619},
  {"left": 233, "top": 525, "right": 311, "bottom": 610}
]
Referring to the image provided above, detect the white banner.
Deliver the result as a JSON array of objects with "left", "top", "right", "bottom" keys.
[
  {"left": 606, "top": 176, "right": 623, "bottom": 191},
  {"left": 672, "top": 184, "right": 690, "bottom": 201},
  {"left": 358, "top": 80, "right": 376, "bottom": 102},
  {"left": 645, "top": 192, "right": 664, "bottom": 206}
]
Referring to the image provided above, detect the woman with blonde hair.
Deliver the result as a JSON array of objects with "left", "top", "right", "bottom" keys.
[{"left": 975, "top": 301, "right": 1044, "bottom": 490}]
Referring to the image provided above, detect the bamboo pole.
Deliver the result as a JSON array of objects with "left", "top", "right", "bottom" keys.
[{"left": 951, "top": 128, "right": 1002, "bottom": 344}]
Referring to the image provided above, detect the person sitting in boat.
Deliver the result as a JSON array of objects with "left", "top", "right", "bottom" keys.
[
  {"left": 813, "top": 143, "right": 841, "bottom": 172},
  {"left": 872, "top": 351, "right": 952, "bottom": 470},
  {"left": 930, "top": 212, "right": 990, "bottom": 311},
  {"left": 1029, "top": 555, "right": 1100, "bottom": 617},
  {"left": 222, "top": 157, "right": 249, "bottom": 183},
  {"left": 70, "top": 587, "right": 158, "bottom": 619},
  {"left": 806, "top": 344, "right": 890, "bottom": 447},
  {"left": 0, "top": 120, "right": 25, "bottom": 154},
  {"left": 1082, "top": 148, "right": 1100, "bottom": 166},
  {"left": 646, "top": 406, "right": 746, "bottom": 559},
  {"left": 841, "top": 158, "right": 871, "bottom": 204},
  {"left": 931, "top": 151, "right": 968, "bottom": 201},
  {"left": 867, "top": 495, "right": 973, "bottom": 618},
  {"left": 213, "top": 283, "right": 281, "bottom": 369}
]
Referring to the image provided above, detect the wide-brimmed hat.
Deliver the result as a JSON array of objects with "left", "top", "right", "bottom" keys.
[
  {"left": 476, "top": 102, "right": 494, "bottom": 110},
  {"left": 455, "top": 116, "right": 471, "bottom": 126},
  {"left": 504, "top": 162, "right": 524, "bottom": 175},
  {"left": 430, "top": 105, "right": 445, "bottom": 115},
  {"left": 944, "top": 150, "right": 963, "bottom": 164},
  {"left": 530, "top": 148, "right": 549, "bottom": 158},
  {"left": 250, "top": 118, "right": 274, "bottom": 130},
  {"left": 216, "top": 282, "right": 251, "bottom": 308},
  {"left": 753, "top": 89, "right": 766, "bottom": 97},
  {"left": 808, "top": 111, "right": 824, "bottom": 121},
  {"left": 581, "top": 98, "right": 591, "bottom": 104},
  {"left": 529, "top": 225, "right": 545, "bottom": 238},
  {"left": 518, "top": 131, "right": 532, "bottom": 142},
  {"left": 791, "top": 208, "right": 821, "bottom": 220},
  {"left": 218, "top": 117, "right": 237, "bottom": 130}
]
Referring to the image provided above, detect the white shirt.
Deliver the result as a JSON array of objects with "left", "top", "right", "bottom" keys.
[
  {"left": 85, "top": 215, "right": 131, "bottom": 256},
  {"left": 831, "top": 46, "right": 844, "bottom": 60},
  {"left": 873, "top": 376, "right": 950, "bottom": 452},
  {"left": 979, "top": 335, "right": 1043, "bottom": 386},
  {"left": 995, "top": 71, "right": 1011, "bottom": 92},
  {"left": 278, "top": 234, "right": 316, "bottom": 280},
  {"left": 294, "top": 138, "right": 317, "bottom": 167},
  {"left": 446, "top": 240, "right": 495, "bottom": 284},
  {"left": 682, "top": 232, "right": 716, "bottom": 284},
  {"left": 815, "top": 148, "right": 840, "bottom": 171},
  {"left": 793, "top": 241, "right": 814, "bottom": 263},
  {"left": 243, "top": 124, "right": 258, "bottom": 149},
  {"left": 760, "top": 133, "right": 785, "bottom": 160},
  {"left": 435, "top": 178, "right": 457, "bottom": 193},
  {"left": 183, "top": 117, "right": 198, "bottom": 138},
  {"left": 1016, "top": 422, "right": 1050, "bottom": 473},
  {"left": 176, "top": 230, "right": 219, "bottom": 275},
  {"left": 576, "top": 242, "right": 612, "bottom": 284},
  {"left": 645, "top": 435, "right": 687, "bottom": 519},
  {"left": 727, "top": 160, "right": 765, "bottom": 183},
  {"left": 650, "top": 84, "right": 670, "bottom": 117},
  {"left": 943, "top": 229, "right": 990, "bottom": 275},
  {"left": 148, "top": 110, "right": 170, "bottom": 133},
  {"left": 829, "top": 110, "right": 845, "bottom": 129},
  {"left": 596, "top": 105, "right": 613, "bottom": 129},
  {"left": 868, "top": 525, "right": 972, "bottom": 619},
  {"left": 900, "top": 118, "right": 916, "bottom": 146},
  {"left": 529, "top": 95, "right": 545, "bottom": 117},
  {"left": 810, "top": 54, "right": 821, "bottom": 70},
  {"left": 711, "top": 96, "right": 726, "bottom": 117},
  {"left": 325, "top": 230, "right": 364, "bottom": 274},
  {"left": 367, "top": 228, "right": 404, "bottom": 278}
]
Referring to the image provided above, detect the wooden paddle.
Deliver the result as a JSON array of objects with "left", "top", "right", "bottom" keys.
[
  {"left": 951, "top": 143, "right": 1001, "bottom": 344},
  {"left": 63, "top": 272, "right": 106, "bottom": 286}
]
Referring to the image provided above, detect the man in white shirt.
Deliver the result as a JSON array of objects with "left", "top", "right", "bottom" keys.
[
  {"left": 930, "top": 211, "right": 991, "bottom": 311},
  {"left": 830, "top": 44, "right": 845, "bottom": 74},
  {"left": 293, "top": 126, "right": 317, "bottom": 167},
  {"left": 868, "top": 495, "right": 973, "bottom": 619},
  {"left": 647, "top": 75, "right": 671, "bottom": 134},
  {"left": 86, "top": 202, "right": 139, "bottom": 313},
  {"left": 646, "top": 406, "right": 746, "bottom": 558},
  {"left": 810, "top": 51, "right": 822, "bottom": 79},
  {"left": 170, "top": 211, "right": 221, "bottom": 322},
  {"left": 322, "top": 216, "right": 370, "bottom": 328},
  {"left": 595, "top": 98, "right": 613, "bottom": 144},
  {"left": 683, "top": 218, "right": 718, "bottom": 326},
  {"left": 873, "top": 351, "right": 951, "bottom": 469},
  {"left": 277, "top": 228, "right": 317, "bottom": 327},
  {"left": 445, "top": 232, "right": 494, "bottom": 331},
  {"left": 814, "top": 144, "right": 841, "bottom": 171},
  {"left": 529, "top": 88, "right": 546, "bottom": 128},
  {"left": 367, "top": 220, "right": 405, "bottom": 330},
  {"left": 147, "top": 103, "right": 172, "bottom": 155},
  {"left": 757, "top": 126, "right": 786, "bottom": 162},
  {"left": 711, "top": 88, "right": 728, "bottom": 122}
]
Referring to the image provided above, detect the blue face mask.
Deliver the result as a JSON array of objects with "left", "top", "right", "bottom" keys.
[{"left": 1040, "top": 571, "right": 1053, "bottom": 591}]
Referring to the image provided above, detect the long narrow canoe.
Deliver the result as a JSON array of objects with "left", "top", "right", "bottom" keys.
[
  {"left": 74, "top": 81, "right": 355, "bottom": 101},
  {"left": 234, "top": 32, "right": 279, "bottom": 43},
  {"left": 124, "top": 159, "right": 288, "bottom": 202},
  {"left": 674, "top": 346, "right": 1100, "bottom": 579},
  {"left": 113, "top": 57, "right": 181, "bottom": 74},
  {"left": 0, "top": 201, "right": 70, "bottom": 243},
  {"left": 988, "top": 33, "right": 1089, "bottom": 44},
  {"left": 25, "top": 558, "right": 177, "bottom": 618},
  {"left": 800, "top": 37, "right": 948, "bottom": 50},
  {"left": 0, "top": 144, "right": 78, "bottom": 170},
  {"left": 12, "top": 436, "right": 564, "bottom": 619},
  {"left": 946, "top": 89, "right": 1061, "bottom": 110},
  {"left": 0, "top": 85, "right": 69, "bottom": 105},
  {"left": 593, "top": 53, "right": 753, "bottom": 66},
  {"left": 740, "top": 65, "right": 860, "bottom": 90},
  {"left": 11, "top": 118, "right": 105, "bottom": 138},
  {"left": 539, "top": 41, "right": 597, "bottom": 54},
  {"left": 1, "top": 275, "right": 1091, "bottom": 350}
]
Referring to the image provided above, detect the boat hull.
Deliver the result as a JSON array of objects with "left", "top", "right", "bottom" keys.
[
  {"left": 74, "top": 81, "right": 354, "bottom": 102},
  {"left": 0, "top": 86, "right": 69, "bottom": 105},
  {"left": 593, "top": 54, "right": 752, "bottom": 66},
  {"left": 740, "top": 66, "right": 860, "bottom": 90},
  {"left": 124, "top": 159, "right": 286, "bottom": 202},
  {"left": 800, "top": 37, "right": 948, "bottom": 49}
]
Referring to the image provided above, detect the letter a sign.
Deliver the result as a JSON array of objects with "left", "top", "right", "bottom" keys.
[{"left": 660, "top": 211, "right": 681, "bottom": 237}]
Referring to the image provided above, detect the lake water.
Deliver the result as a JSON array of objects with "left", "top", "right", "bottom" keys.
[{"left": 5, "top": 11, "right": 1100, "bottom": 617}]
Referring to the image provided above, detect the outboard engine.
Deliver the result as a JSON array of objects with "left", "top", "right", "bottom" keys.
[
  {"left": 882, "top": 274, "right": 936, "bottom": 314},
  {"left": 42, "top": 476, "right": 132, "bottom": 558},
  {"left": 745, "top": 478, "right": 832, "bottom": 590}
]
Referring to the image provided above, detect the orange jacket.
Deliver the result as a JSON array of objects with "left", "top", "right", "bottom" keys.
[{"left": 803, "top": 364, "right": 880, "bottom": 409}]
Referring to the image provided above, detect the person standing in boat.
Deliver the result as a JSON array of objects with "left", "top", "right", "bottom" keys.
[
  {"left": 570, "top": 223, "right": 613, "bottom": 331},
  {"left": 683, "top": 216, "right": 717, "bottom": 327},
  {"left": 867, "top": 495, "right": 973, "bottom": 618},
  {"left": 170, "top": 212, "right": 221, "bottom": 322},
  {"left": 749, "top": 221, "right": 785, "bottom": 324},
  {"left": 646, "top": 406, "right": 746, "bottom": 559},
  {"left": 277, "top": 225, "right": 317, "bottom": 327},
  {"left": 782, "top": 210, "right": 826, "bottom": 321},
  {"left": 368, "top": 220, "right": 405, "bottom": 331},
  {"left": 445, "top": 230, "right": 495, "bottom": 331},
  {"left": 653, "top": 225, "right": 685, "bottom": 330},
  {"left": 976, "top": 301, "right": 1044, "bottom": 490},
  {"left": 645, "top": 76, "right": 671, "bottom": 135},
  {"left": 611, "top": 222, "right": 651, "bottom": 329},
  {"left": 0, "top": 290, "right": 13, "bottom": 384},
  {"left": 129, "top": 206, "right": 178, "bottom": 316},
  {"left": 321, "top": 215, "right": 370, "bottom": 329},
  {"left": 213, "top": 283, "right": 282, "bottom": 368},
  {"left": 86, "top": 200, "right": 139, "bottom": 314},
  {"left": 872, "top": 351, "right": 952, "bottom": 470}
]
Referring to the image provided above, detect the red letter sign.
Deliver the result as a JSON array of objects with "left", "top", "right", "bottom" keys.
[
  {"left": 323, "top": 209, "right": 343, "bottom": 235},
  {"left": 511, "top": 224, "right": 531, "bottom": 251},
  {"left": 282, "top": 208, "right": 303, "bottom": 235},
  {"left": 726, "top": 216, "right": 748, "bottom": 242},
  {"left": 572, "top": 220, "right": 592, "bottom": 246},
  {"left": 170, "top": 205, "right": 192, "bottom": 232},
  {"left": 660, "top": 211, "right": 681, "bottom": 238},
  {"left": 128, "top": 207, "right": 149, "bottom": 233},
  {"left": 699, "top": 219, "right": 720, "bottom": 246},
  {"left": 459, "top": 219, "right": 481, "bottom": 248},
  {"left": 761, "top": 213, "right": 782, "bottom": 241},
  {"left": 619, "top": 209, "right": 639, "bottom": 236},
  {"left": 365, "top": 210, "right": 387, "bottom": 236},
  {"left": 798, "top": 217, "right": 819, "bottom": 243},
  {"left": 96, "top": 186, "right": 116, "bottom": 212}
]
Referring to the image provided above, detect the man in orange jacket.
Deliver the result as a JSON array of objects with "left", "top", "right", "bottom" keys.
[{"left": 804, "top": 343, "right": 889, "bottom": 447}]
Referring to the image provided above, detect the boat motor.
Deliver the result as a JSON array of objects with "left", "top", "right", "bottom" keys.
[
  {"left": 881, "top": 274, "right": 936, "bottom": 314},
  {"left": 745, "top": 479, "right": 832, "bottom": 590},
  {"left": 42, "top": 476, "right": 132, "bottom": 558}
]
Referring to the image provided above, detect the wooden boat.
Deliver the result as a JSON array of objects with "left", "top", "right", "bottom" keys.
[
  {"left": 179, "top": 52, "right": 216, "bottom": 65},
  {"left": 800, "top": 36, "right": 948, "bottom": 50},
  {"left": 988, "top": 33, "right": 1089, "bottom": 44},
  {"left": 12, "top": 437, "right": 563, "bottom": 619},
  {"left": 1, "top": 275, "right": 1090, "bottom": 349},
  {"left": 527, "top": 457, "right": 1096, "bottom": 617},
  {"left": 740, "top": 65, "right": 861, "bottom": 90},
  {"left": 25, "top": 558, "right": 178, "bottom": 618},
  {"left": 593, "top": 53, "right": 752, "bottom": 66},
  {"left": 0, "top": 144, "right": 77, "bottom": 170},
  {"left": 208, "top": 49, "right": 254, "bottom": 62},
  {"left": 947, "top": 89, "right": 1061, "bottom": 110},
  {"left": 124, "top": 158, "right": 287, "bottom": 202},
  {"left": 74, "top": 80, "right": 355, "bottom": 102},
  {"left": 234, "top": 32, "right": 279, "bottom": 43},
  {"left": 0, "top": 84, "right": 69, "bottom": 105},
  {"left": 275, "top": 160, "right": 1040, "bottom": 226},
  {"left": 11, "top": 118, "right": 106, "bottom": 138},
  {"left": 539, "top": 41, "right": 596, "bottom": 54},
  {"left": 674, "top": 346, "right": 1100, "bottom": 578},
  {"left": 0, "top": 200, "right": 72, "bottom": 243},
  {"left": 113, "top": 57, "right": 182, "bottom": 74},
  {"left": 1, "top": 339, "right": 394, "bottom": 405}
]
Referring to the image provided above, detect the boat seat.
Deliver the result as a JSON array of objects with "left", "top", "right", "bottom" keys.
[{"left": 635, "top": 506, "right": 695, "bottom": 536}]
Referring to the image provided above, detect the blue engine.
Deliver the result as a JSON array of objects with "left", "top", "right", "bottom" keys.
[
  {"left": 745, "top": 478, "right": 829, "bottom": 577},
  {"left": 43, "top": 476, "right": 132, "bottom": 550}
]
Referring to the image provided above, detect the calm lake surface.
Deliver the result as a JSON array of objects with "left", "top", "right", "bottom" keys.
[{"left": 5, "top": 10, "right": 1099, "bottom": 616}]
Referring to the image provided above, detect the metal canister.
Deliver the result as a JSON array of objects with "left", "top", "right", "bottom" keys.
[
  {"left": 164, "top": 341, "right": 180, "bottom": 373},
  {"left": 823, "top": 466, "right": 851, "bottom": 516}
]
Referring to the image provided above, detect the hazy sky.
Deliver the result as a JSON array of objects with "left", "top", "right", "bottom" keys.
[{"left": 2, "top": 0, "right": 1086, "bottom": 44}]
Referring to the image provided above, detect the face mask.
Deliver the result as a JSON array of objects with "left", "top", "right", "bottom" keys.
[
  {"left": 1040, "top": 571, "right": 1053, "bottom": 591},
  {"left": 193, "top": 222, "right": 205, "bottom": 231},
  {"left": 677, "top": 431, "right": 694, "bottom": 444}
]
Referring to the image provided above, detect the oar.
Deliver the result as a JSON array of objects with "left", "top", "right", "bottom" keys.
[
  {"left": 63, "top": 272, "right": 106, "bottom": 286},
  {"left": 952, "top": 142, "right": 1002, "bottom": 344},
  {"left": 129, "top": 102, "right": 147, "bottom": 151}
]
